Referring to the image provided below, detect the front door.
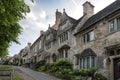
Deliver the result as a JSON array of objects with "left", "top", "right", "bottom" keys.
[{"left": 114, "top": 58, "right": 120, "bottom": 80}]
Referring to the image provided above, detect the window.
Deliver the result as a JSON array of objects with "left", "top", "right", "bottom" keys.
[
  {"left": 46, "top": 34, "right": 51, "bottom": 40},
  {"left": 91, "top": 57, "right": 95, "bottom": 67},
  {"left": 83, "top": 31, "right": 94, "bottom": 43},
  {"left": 117, "top": 17, "right": 120, "bottom": 30},
  {"left": 110, "top": 50, "right": 115, "bottom": 56},
  {"left": 52, "top": 54, "right": 57, "bottom": 62},
  {"left": 80, "top": 58, "right": 82, "bottom": 68},
  {"left": 65, "top": 49, "right": 68, "bottom": 58},
  {"left": 89, "top": 31, "right": 94, "bottom": 41},
  {"left": 83, "top": 58, "right": 85, "bottom": 68},
  {"left": 78, "top": 56, "right": 96, "bottom": 69},
  {"left": 46, "top": 42, "right": 51, "bottom": 49},
  {"left": 87, "top": 57, "right": 90, "bottom": 69},
  {"left": 60, "top": 32, "right": 68, "bottom": 43},
  {"left": 39, "top": 41, "right": 41, "bottom": 49},
  {"left": 117, "top": 49, "right": 120, "bottom": 55},
  {"left": 109, "top": 20, "right": 114, "bottom": 33},
  {"left": 35, "top": 45, "right": 37, "bottom": 52},
  {"left": 59, "top": 49, "right": 69, "bottom": 59}
]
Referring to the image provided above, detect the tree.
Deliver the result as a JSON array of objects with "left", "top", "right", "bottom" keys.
[{"left": 0, "top": 0, "right": 30, "bottom": 57}]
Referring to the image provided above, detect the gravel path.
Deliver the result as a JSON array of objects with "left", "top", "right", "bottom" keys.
[{"left": 13, "top": 66, "right": 61, "bottom": 80}]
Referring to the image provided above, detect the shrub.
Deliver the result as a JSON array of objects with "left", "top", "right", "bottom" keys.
[
  {"left": 56, "top": 59, "right": 72, "bottom": 66},
  {"left": 73, "top": 69, "right": 81, "bottom": 76},
  {"left": 71, "top": 76, "right": 82, "bottom": 80},
  {"left": 94, "top": 72, "right": 107, "bottom": 80},
  {"left": 38, "top": 66, "right": 46, "bottom": 71},
  {"left": 34, "top": 60, "right": 45, "bottom": 69},
  {"left": 88, "top": 67, "right": 97, "bottom": 76},
  {"left": 79, "top": 69, "right": 89, "bottom": 76}
]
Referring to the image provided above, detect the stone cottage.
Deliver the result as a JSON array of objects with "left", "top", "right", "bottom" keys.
[{"left": 74, "top": 0, "right": 120, "bottom": 80}]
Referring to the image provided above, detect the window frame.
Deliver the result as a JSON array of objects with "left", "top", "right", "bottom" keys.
[
  {"left": 117, "top": 17, "right": 120, "bottom": 30},
  {"left": 78, "top": 56, "right": 96, "bottom": 69},
  {"left": 59, "top": 32, "right": 69, "bottom": 43},
  {"left": 109, "top": 20, "right": 115, "bottom": 33},
  {"left": 83, "top": 30, "right": 94, "bottom": 43}
]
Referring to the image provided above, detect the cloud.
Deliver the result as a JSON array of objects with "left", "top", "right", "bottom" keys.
[{"left": 40, "top": 10, "right": 47, "bottom": 19}]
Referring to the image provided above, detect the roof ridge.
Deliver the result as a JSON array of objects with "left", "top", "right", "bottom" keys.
[{"left": 77, "top": 0, "right": 120, "bottom": 33}]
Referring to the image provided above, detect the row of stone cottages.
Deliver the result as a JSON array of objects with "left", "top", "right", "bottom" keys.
[{"left": 12, "top": 0, "right": 120, "bottom": 80}]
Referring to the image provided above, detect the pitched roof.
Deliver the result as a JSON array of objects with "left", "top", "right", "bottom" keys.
[
  {"left": 44, "top": 27, "right": 57, "bottom": 44},
  {"left": 75, "top": 48, "right": 96, "bottom": 57},
  {"left": 60, "top": 11, "right": 77, "bottom": 26},
  {"left": 57, "top": 12, "right": 85, "bottom": 35},
  {"left": 77, "top": 0, "right": 120, "bottom": 34}
]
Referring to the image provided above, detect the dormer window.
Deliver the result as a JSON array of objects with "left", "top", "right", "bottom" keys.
[
  {"left": 60, "top": 32, "right": 68, "bottom": 43},
  {"left": 109, "top": 20, "right": 115, "bottom": 33}
]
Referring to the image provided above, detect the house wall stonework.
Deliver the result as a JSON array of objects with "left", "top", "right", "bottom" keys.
[{"left": 75, "top": 11, "right": 120, "bottom": 79}]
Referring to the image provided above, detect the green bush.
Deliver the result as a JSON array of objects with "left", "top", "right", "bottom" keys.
[
  {"left": 73, "top": 69, "right": 81, "bottom": 76},
  {"left": 79, "top": 69, "right": 89, "bottom": 76},
  {"left": 88, "top": 67, "right": 97, "bottom": 76},
  {"left": 56, "top": 59, "right": 72, "bottom": 66},
  {"left": 38, "top": 66, "right": 46, "bottom": 71},
  {"left": 55, "top": 69, "right": 72, "bottom": 80},
  {"left": 94, "top": 72, "right": 107, "bottom": 80},
  {"left": 34, "top": 60, "right": 45, "bottom": 69},
  {"left": 71, "top": 76, "right": 82, "bottom": 80}
]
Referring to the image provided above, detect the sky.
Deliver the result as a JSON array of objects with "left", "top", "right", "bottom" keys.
[{"left": 9, "top": 0, "right": 116, "bottom": 56}]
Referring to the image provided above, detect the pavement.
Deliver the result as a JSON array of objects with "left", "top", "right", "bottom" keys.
[{"left": 13, "top": 66, "right": 61, "bottom": 80}]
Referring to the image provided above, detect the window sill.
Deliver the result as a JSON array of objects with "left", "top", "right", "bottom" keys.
[
  {"left": 83, "top": 39, "right": 95, "bottom": 45},
  {"left": 106, "top": 29, "right": 120, "bottom": 37}
]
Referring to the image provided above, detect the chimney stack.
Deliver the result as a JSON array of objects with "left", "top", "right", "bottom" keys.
[
  {"left": 83, "top": 1, "right": 94, "bottom": 17},
  {"left": 55, "top": 9, "right": 62, "bottom": 24}
]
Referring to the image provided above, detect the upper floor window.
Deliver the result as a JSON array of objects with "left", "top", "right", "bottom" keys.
[
  {"left": 60, "top": 32, "right": 68, "bottom": 43},
  {"left": 39, "top": 41, "right": 41, "bottom": 49},
  {"left": 109, "top": 20, "right": 115, "bottom": 33},
  {"left": 117, "top": 17, "right": 120, "bottom": 30},
  {"left": 83, "top": 30, "right": 94, "bottom": 43},
  {"left": 35, "top": 45, "right": 37, "bottom": 52},
  {"left": 46, "top": 34, "right": 51, "bottom": 40},
  {"left": 46, "top": 42, "right": 51, "bottom": 50}
]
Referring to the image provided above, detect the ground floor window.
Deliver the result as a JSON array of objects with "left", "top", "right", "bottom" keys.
[
  {"left": 117, "top": 49, "right": 120, "bottom": 55},
  {"left": 78, "top": 56, "right": 96, "bottom": 69},
  {"left": 52, "top": 54, "right": 57, "bottom": 62},
  {"left": 59, "top": 49, "right": 69, "bottom": 59}
]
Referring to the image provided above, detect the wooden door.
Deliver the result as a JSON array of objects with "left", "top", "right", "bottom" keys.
[{"left": 114, "top": 58, "right": 120, "bottom": 80}]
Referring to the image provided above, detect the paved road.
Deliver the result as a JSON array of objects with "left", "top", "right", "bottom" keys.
[{"left": 13, "top": 66, "right": 61, "bottom": 80}]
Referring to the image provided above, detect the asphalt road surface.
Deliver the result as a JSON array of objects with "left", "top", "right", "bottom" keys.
[{"left": 13, "top": 66, "right": 61, "bottom": 80}]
